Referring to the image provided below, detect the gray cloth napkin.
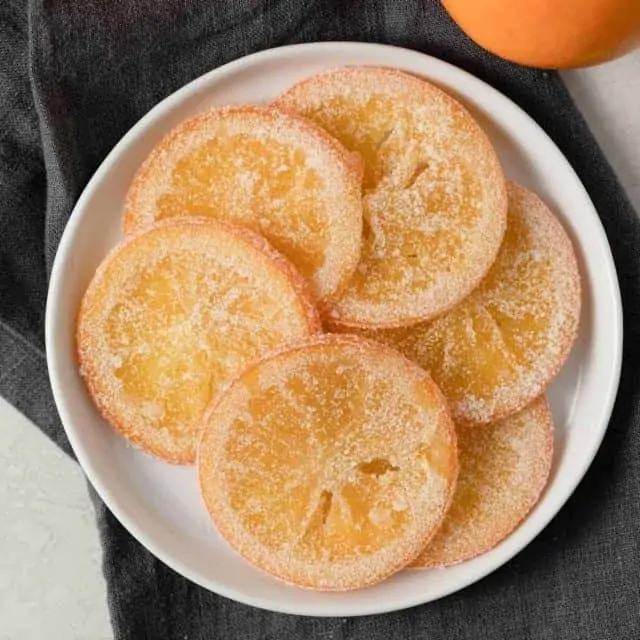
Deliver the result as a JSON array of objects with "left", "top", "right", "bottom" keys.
[{"left": 2, "top": 1, "right": 639, "bottom": 638}]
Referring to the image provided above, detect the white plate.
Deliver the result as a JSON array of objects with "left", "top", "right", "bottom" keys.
[{"left": 45, "top": 42, "right": 622, "bottom": 617}]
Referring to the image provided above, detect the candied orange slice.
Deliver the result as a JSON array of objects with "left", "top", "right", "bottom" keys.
[
  {"left": 77, "top": 218, "right": 320, "bottom": 464},
  {"left": 274, "top": 66, "right": 507, "bottom": 328},
  {"left": 413, "top": 396, "right": 553, "bottom": 568},
  {"left": 354, "top": 182, "right": 581, "bottom": 425},
  {"left": 124, "top": 105, "right": 363, "bottom": 305},
  {"left": 198, "top": 334, "right": 458, "bottom": 590}
]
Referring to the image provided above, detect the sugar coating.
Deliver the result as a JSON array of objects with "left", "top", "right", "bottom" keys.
[
  {"left": 274, "top": 66, "right": 507, "bottom": 327},
  {"left": 413, "top": 396, "right": 553, "bottom": 568},
  {"left": 198, "top": 334, "right": 458, "bottom": 590},
  {"left": 124, "top": 105, "right": 363, "bottom": 305},
  {"left": 77, "top": 218, "right": 320, "bottom": 464},
  {"left": 356, "top": 182, "right": 581, "bottom": 426}
]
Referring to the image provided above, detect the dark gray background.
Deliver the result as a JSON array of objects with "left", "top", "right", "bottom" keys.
[{"left": 1, "top": 1, "right": 639, "bottom": 638}]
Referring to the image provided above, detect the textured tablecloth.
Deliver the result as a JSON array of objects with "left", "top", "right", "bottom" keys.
[{"left": 1, "top": 1, "right": 639, "bottom": 638}]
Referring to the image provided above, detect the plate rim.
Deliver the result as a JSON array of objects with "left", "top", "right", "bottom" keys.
[{"left": 45, "top": 41, "right": 623, "bottom": 616}]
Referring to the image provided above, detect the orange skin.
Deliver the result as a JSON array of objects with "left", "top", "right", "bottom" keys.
[{"left": 442, "top": 0, "right": 640, "bottom": 68}]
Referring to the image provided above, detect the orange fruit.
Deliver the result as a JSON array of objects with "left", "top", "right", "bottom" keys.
[
  {"left": 348, "top": 182, "right": 581, "bottom": 426},
  {"left": 442, "top": 0, "right": 640, "bottom": 68},
  {"left": 275, "top": 66, "right": 507, "bottom": 329},
  {"left": 124, "top": 105, "right": 363, "bottom": 306},
  {"left": 198, "top": 334, "right": 458, "bottom": 590},
  {"left": 412, "top": 396, "right": 553, "bottom": 568},
  {"left": 77, "top": 218, "right": 320, "bottom": 464}
]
